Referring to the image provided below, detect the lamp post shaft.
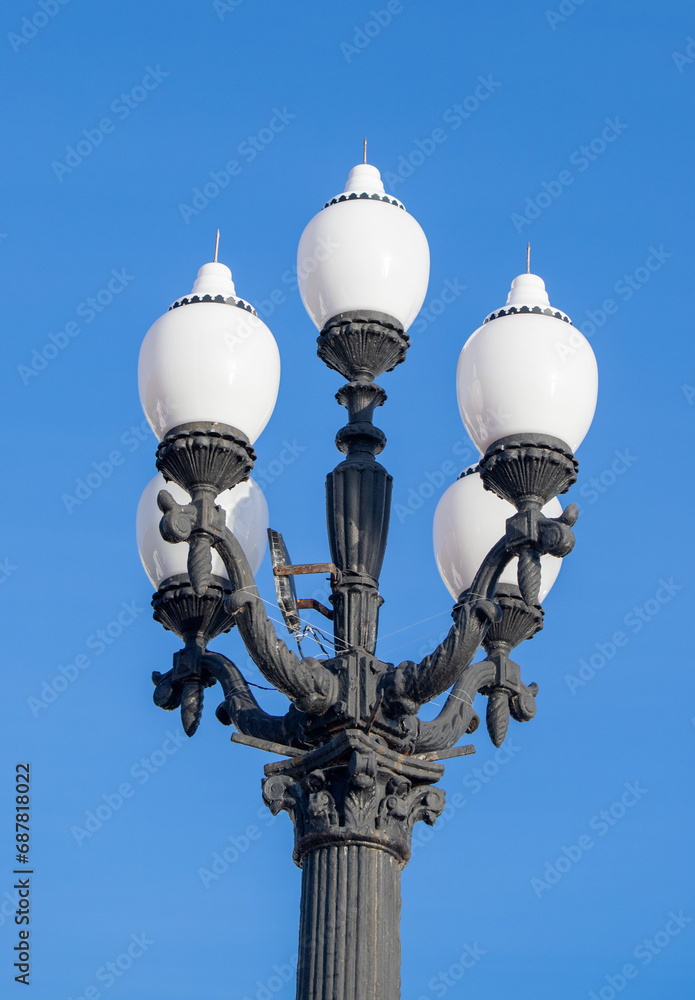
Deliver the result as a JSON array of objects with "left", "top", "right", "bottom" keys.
[
  {"left": 320, "top": 311, "right": 410, "bottom": 654},
  {"left": 326, "top": 379, "right": 390, "bottom": 653},
  {"left": 297, "top": 843, "right": 401, "bottom": 1000}
]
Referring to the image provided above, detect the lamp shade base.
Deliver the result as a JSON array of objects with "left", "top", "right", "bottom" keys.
[
  {"left": 155, "top": 421, "right": 256, "bottom": 495},
  {"left": 479, "top": 434, "right": 578, "bottom": 509}
]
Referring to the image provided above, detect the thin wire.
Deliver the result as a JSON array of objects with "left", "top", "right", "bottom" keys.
[
  {"left": 379, "top": 628, "right": 446, "bottom": 660},
  {"left": 236, "top": 588, "right": 348, "bottom": 655},
  {"left": 303, "top": 630, "right": 337, "bottom": 655},
  {"left": 233, "top": 588, "right": 297, "bottom": 636},
  {"left": 245, "top": 589, "right": 355, "bottom": 654},
  {"left": 377, "top": 609, "right": 451, "bottom": 645},
  {"left": 234, "top": 587, "right": 458, "bottom": 662},
  {"left": 302, "top": 625, "right": 331, "bottom": 657}
]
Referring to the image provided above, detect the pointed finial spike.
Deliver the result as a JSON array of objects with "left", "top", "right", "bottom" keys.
[
  {"left": 526, "top": 242, "right": 531, "bottom": 274},
  {"left": 214, "top": 229, "right": 220, "bottom": 263},
  {"left": 363, "top": 137, "right": 367, "bottom": 164}
]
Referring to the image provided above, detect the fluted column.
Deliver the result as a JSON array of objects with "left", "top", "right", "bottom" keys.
[
  {"left": 298, "top": 844, "right": 401, "bottom": 1000},
  {"left": 262, "top": 731, "right": 445, "bottom": 1000}
]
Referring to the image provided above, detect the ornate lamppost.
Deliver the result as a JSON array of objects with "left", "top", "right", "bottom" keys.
[{"left": 136, "top": 159, "right": 598, "bottom": 1000}]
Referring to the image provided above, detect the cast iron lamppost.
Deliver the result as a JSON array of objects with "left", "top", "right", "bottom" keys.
[{"left": 136, "top": 159, "right": 598, "bottom": 1000}]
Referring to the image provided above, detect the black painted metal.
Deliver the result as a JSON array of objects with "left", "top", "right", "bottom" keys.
[
  {"left": 263, "top": 729, "right": 444, "bottom": 1000},
  {"left": 477, "top": 584, "right": 543, "bottom": 747},
  {"left": 479, "top": 432, "right": 578, "bottom": 509},
  {"left": 156, "top": 420, "right": 256, "bottom": 494},
  {"left": 317, "top": 309, "right": 409, "bottom": 382},
  {"left": 144, "top": 315, "right": 586, "bottom": 1000},
  {"left": 151, "top": 573, "right": 234, "bottom": 644}
]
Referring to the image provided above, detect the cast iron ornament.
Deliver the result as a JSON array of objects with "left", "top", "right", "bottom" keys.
[
  {"left": 149, "top": 313, "right": 579, "bottom": 782},
  {"left": 146, "top": 313, "right": 581, "bottom": 1000}
]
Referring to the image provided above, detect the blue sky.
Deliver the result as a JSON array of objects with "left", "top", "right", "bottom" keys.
[{"left": 2, "top": 1, "right": 694, "bottom": 998}]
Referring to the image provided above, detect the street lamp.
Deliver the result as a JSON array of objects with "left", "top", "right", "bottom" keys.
[{"left": 136, "top": 159, "right": 598, "bottom": 1000}]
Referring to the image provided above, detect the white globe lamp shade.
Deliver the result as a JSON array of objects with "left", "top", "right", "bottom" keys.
[
  {"left": 137, "top": 473, "right": 268, "bottom": 590},
  {"left": 297, "top": 163, "right": 430, "bottom": 331},
  {"left": 138, "top": 262, "right": 281, "bottom": 443},
  {"left": 433, "top": 468, "right": 563, "bottom": 603},
  {"left": 456, "top": 273, "right": 598, "bottom": 453}
]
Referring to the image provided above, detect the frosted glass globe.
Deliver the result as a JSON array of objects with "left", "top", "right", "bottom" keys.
[
  {"left": 433, "top": 468, "right": 563, "bottom": 603},
  {"left": 457, "top": 273, "right": 598, "bottom": 453},
  {"left": 297, "top": 163, "right": 430, "bottom": 331},
  {"left": 136, "top": 473, "right": 268, "bottom": 589},
  {"left": 138, "top": 263, "right": 280, "bottom": 443}
]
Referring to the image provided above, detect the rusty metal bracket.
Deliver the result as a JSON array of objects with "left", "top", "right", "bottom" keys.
[
  {"left": 268, "top": 529, "right": 338, "bottom": 633},
  {"left": 274, "top": 562, "right": 339, "bottom": 584},
  {"left": 296, "top": 598, "right": 334, "bottom": 619}
]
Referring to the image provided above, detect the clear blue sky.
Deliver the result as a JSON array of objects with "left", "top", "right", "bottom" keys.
[{"left": 2, "top": 1, "right": 694, "bottom": 998}]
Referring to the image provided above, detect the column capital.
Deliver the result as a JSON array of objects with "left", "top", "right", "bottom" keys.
[{"left": 262, "top": 730, "right": 445, "bottom": 867}]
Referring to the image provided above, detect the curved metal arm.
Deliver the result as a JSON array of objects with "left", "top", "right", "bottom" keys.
[
  {"left": 382, "top": 504, "right": 578, "bottom": 718},
  {"left": 202, "top": 651, "right": 307, "bottom": 747},
  {"left": 412, "top": 659, "right": 496, "bottom": 753},
  {"left": 158, "top": 488, "right": 338, "bottom": 717},
  {"left": 214, "top": 526, "right": 338, "bottom": 715},
  {"left": 468, "top": 538, "right": 512, "bottom": 602},
  {"left": 468, "top": 505, "right": 578, "bottom": 606},
  {"left": 381, "top": 597, "right": 500, "bottom": 718}
]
